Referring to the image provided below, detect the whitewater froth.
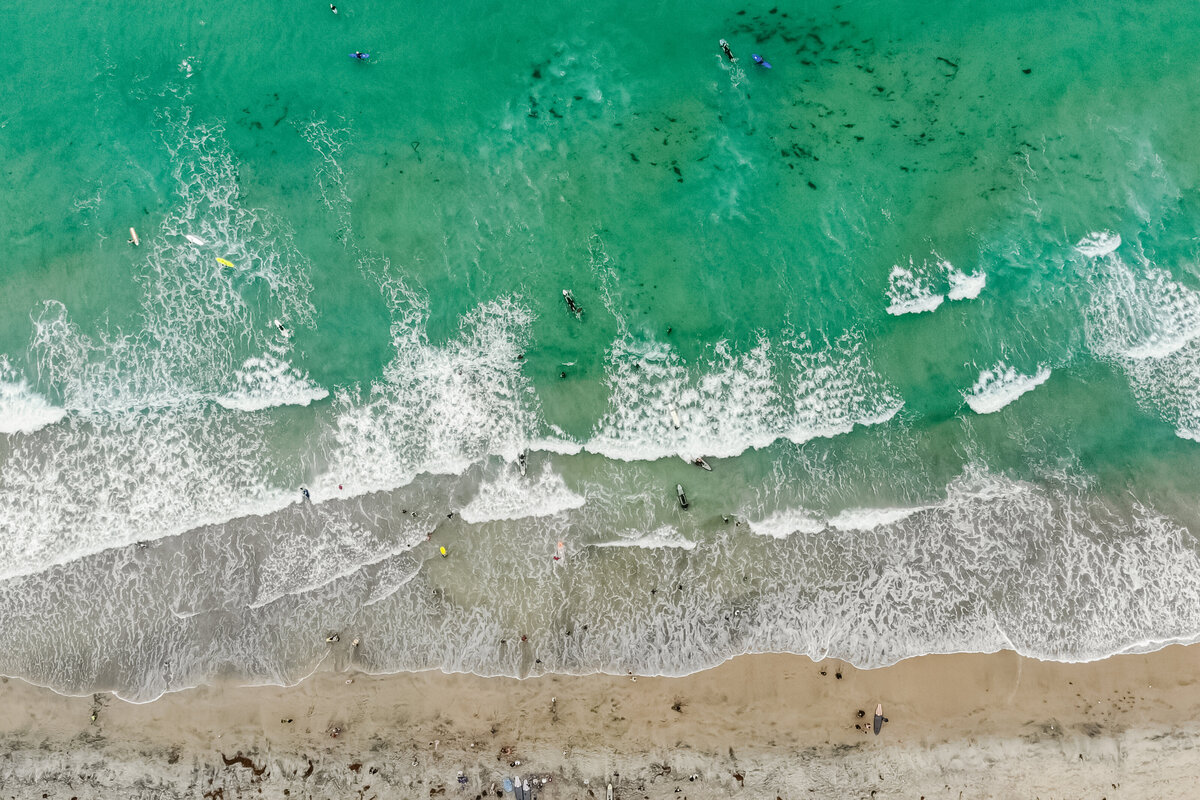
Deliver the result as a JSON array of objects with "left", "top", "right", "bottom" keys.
[
  {"left": 587, "top": 331, "right": 902, "bottom": 462},
  {"left": 0, "top": 357, "right": 65, "bottom": 434},
  {"left": 964, "top": 362, "right": 1052, "bottom": 414},
  {"left": 1086, "top": 249, "right": 1200, "bottom": 441},
  {"left": 886, "top": 256, "right": 985, "bottom": 315}
]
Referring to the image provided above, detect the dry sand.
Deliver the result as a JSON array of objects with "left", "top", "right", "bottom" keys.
[{"left": 1, "top": 645, "right": 1198, "bottom": 798}]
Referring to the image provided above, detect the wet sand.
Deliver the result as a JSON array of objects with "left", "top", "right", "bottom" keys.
[{"left": 1, "top": 645, "right": 1198, "bottom": 798}]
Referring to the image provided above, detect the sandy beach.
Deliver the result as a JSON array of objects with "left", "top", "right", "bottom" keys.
[{"left": 1, "top": 645, "right": 1198, "bottom": 798}]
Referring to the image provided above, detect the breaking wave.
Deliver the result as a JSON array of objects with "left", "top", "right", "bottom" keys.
[{"left": 965, "top": 363, "right": 1052, "bottom": 415}]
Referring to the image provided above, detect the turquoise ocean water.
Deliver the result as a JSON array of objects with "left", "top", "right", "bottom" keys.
[{"left": 3, "top": 0, "right": 1200, "bottom": 700}]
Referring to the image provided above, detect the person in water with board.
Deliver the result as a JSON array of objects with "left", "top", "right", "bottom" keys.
[
  {"left": 719, "top": 39, "right": 736, "bottom": 61},
  {"left": 752, "top": 53, "right": 772, "bottom": 69},
  {"left": 350, "top": 51, "right": 369, "bottom": 60},
  {"left": 562, "top": 289, "right": 582, "bottom": 317}
]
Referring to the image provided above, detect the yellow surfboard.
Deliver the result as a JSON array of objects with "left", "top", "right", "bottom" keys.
[{"left": 216, "top": 257, "right": 234, "bottom": 268}]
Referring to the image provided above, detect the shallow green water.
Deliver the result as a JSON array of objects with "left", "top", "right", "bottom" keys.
[{"left": 2, "top": 0, "right": 1200, "bottom": 700}]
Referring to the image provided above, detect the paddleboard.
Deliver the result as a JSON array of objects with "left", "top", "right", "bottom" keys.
[
  {"left": 184, "top": 234, "right": 207, "bottom": 246},
  {"left": 216, "top": 257, "right": 234, "bottom": 268},
  {"left": 128, "top": 227, "right": 140, "bottom": 246}
]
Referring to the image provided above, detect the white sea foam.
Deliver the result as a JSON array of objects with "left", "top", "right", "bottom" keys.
[
  {"left": 746, "top": 508, "right": 824, "bottom": 538},
  {"left": 217, "top": 354, "right": 328, "bottom": 412},
  {"left": 887, "top": 256, "right": 985, "bottom": 314},
  {"left": 946, "top": 267, "right": 986, "bottom": 301},
  {"left": 248, "top": 504, "right": 428, "bottom": 610},
  {"left": 746, "top": 504, "right": 926, "bottom": 536},
  {"left": 593, "top": 525, "right": 697, "bottom": 550},
  {"left": 319, "top": 292, "right": 551, "bottom": 499},
  {"left": 1121, "top": 338, "right": 1200, "bottom": 443},
  {"left": 587, "top": 331, "right": 902, "bottom": 462},
  {"left": 1085, "top": 250, "right": 1200, "bottom": 440},
  {"left": 886, "top": 262, "right": 944, "bottom": 315},
  {"left": 0, "top": 358, "right": 65, "bottom": 434},
  {"left": 458, "top": 463, "right": 585, "bottom": 524},
  {"left": 1086, "top": 253, "right": 1200, "bottom": 361},
  {"left": 964, "top": 363, "right": 1052, "bottom": 414},
  {"left": 1075, "top": 230, "right": 1121, "bottom": 258},
  {"left": 827, "top": 505, "right": 926, "bottom": 531}
]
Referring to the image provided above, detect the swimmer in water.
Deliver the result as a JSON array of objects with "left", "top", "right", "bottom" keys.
[
  {"left": 330, "top": 3, "right": 338, "bottom": 12},
  {"left": 719, "top": 39, "right": 736, "bottom": 62}
]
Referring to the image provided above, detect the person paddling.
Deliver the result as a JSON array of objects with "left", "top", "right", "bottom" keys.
[{"left": 562, "top": 289, "right": 582, "bottom": 317}]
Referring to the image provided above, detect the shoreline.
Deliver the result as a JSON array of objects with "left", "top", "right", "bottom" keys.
[{"left": 2, "top": 646, "right": 1199, "bottom": 798}]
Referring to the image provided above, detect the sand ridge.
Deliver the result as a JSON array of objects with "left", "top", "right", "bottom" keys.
[{"left": 1, "top": 646, "right": 1198, "bottom": 798}]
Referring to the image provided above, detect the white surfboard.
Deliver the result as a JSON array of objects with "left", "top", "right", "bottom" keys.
[
  {"left": 184, "top": 234, "right": 207, "bottom": 246},
  {"left": 669, "top": 404, "right": 681, "bottom": 430},
  {"left": 128, "top": 227, "right": 140, "bottom": 246}
]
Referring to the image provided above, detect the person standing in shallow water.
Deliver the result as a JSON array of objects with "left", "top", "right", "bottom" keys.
[{"left": 301, "top": 487, "right": 311, "bottom": 502}]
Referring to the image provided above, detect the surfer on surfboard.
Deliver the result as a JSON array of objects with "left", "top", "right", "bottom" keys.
[
  {"left": 562, "top": 289, "right": 582, "bottom": 318},
  {"left": 719, "top": 39, "right": 736, "bottom": 61},
  {"left": 350, "top": 51, "right": 369, "bottom": 60},
  {"left": 752, "top": 53, "right": 772, "bottom": 68}
]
